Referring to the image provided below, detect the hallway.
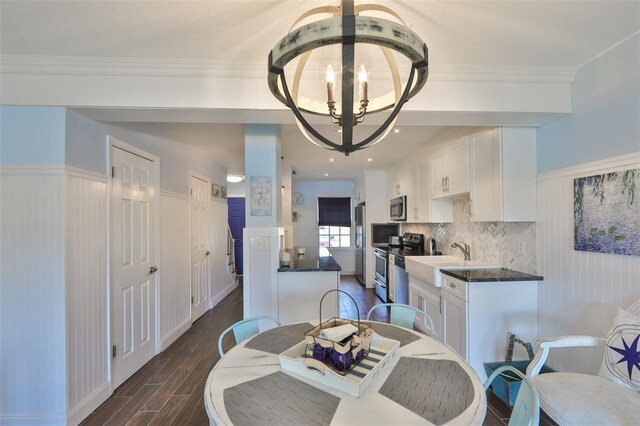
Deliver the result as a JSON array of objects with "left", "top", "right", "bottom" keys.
[{"left": 81, "top": 276, "right": 520, "bottom": 425}]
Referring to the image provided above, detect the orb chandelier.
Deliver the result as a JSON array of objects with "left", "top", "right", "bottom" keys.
[{"left": 267, "top": 0, "right": 428, "bottom": 156}]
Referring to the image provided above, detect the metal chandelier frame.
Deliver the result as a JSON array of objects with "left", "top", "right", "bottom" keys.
[{"left": 267, "top": 0, "right": 429, "bottom": 156}]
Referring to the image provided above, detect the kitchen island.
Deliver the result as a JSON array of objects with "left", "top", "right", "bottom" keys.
[{"left": 277, "top": 248, "right": 340, "bottom": 324}]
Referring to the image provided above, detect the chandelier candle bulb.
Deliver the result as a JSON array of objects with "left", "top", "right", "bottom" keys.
[
  {"left": 358, "top": 65, "right": 368, "bottom": 101},
  {"left": 326, "top": 65, "right": 336, "bottom": 103}
]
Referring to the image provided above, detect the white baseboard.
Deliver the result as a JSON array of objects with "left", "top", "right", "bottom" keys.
[
  {"left": 66, "top": 382, "right": 111, "bottom": 426},
  {"left": 0, "top": 413, "right": 66, "bottom": 425},
  {"left": 160, "top": 317, "right": 192, "bottom": 351},
  {"left": 339, "top": 270, "right": 355, "bottom": 276},
  {"left": 211, "top": 281, "right": 239, "bottom": 308}
]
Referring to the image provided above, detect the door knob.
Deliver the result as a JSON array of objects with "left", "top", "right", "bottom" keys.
[
  {"left": 149, "top": 266, "right": 158, "bottom": 274},
  {"left": 206, "top": 251, "right": 211, "bottom": 256}
]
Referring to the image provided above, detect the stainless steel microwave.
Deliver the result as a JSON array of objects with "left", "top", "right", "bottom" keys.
[{"left": 389, "top": 196, "right": 406, "bottom": 221}]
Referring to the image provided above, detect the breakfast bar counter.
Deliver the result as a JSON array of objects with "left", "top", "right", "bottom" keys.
[
  {"left": 277, "top": 248, "right": 341, "bottom": 324},
  {"left": 277, "top": 249, "right": 341, "bottom": 272}
]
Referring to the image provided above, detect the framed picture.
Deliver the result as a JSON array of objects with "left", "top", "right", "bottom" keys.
[
  {"left": 212, "top": 183, "right": 221, "bottom": 198},
  {"left": 221, "top": 186, "right": 227, "bottom": 199},
  {"left": 574, "top": 168, "right": 639, "bottom": 256}
]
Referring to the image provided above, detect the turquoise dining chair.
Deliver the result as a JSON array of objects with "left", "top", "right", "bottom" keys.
[
  {"left": 366, "top": 303, "right": 434, "bottom": 336},
  {"left": 484, "top": 365, "right": 540, "bottom": 426},
  {"left": 217, "top": 316, "right": 281, "bottom": 357}
]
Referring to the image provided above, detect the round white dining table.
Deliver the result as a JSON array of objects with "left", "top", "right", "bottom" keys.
[{"left": 204, "top": 320, "right": 487, "bottom": 426}]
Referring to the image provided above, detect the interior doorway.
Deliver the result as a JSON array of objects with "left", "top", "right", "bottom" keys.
[
  {"left": 109, "top": 140, "right": 159, "bottom": 389},
  {"left": 227, "top": 197, "right": 245, "bottom": 275},
  {"left": 190, "top": 174, "right": 211, "bottom": 322}
]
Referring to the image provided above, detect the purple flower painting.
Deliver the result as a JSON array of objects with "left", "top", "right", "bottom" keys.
[{"left": 574, "top": 168, "right": 639, "bottom": 256}]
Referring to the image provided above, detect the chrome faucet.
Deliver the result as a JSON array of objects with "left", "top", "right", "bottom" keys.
[{"left": 451, "top": 242, "right": 471, "bottom": 260}]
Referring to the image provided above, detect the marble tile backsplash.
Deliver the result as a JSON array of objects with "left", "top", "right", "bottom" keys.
[{"left": 402, "top": 198, "right": 537, "bottom": 274}]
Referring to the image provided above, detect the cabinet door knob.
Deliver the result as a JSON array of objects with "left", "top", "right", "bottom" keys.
[{"left": 449, "top": 283, "right": 456, "bottom": 289}]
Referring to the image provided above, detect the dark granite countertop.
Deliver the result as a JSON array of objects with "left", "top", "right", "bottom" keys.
[
  {"left": 277, "top": 247, "right": 342, "bottom": 272},
  {"left": 441, "top": 268, "right": 543, "bottom": 282}
]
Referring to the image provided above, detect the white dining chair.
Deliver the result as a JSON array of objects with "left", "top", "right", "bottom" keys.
[
  {"left": 367, "top": 303, "right": 434, "bottom": 336},
  {"left": 217, "top": 316, "right": 281, "bottom": 357}
]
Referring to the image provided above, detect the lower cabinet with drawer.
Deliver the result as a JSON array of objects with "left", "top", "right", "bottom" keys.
[
  {"left": 440, "top": 274, "right": 539, "bottom": 381},
  {"left": 408, "top": 279, "right": 442, "bottom": 340}
]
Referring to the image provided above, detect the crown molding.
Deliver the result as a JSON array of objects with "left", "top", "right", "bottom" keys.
[{"left": 0, "top": 54, "right": 577, "bottom": 84}]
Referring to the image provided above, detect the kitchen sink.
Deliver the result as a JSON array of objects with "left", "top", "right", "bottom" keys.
[{"left": 405, "top": 256, "right": 502, "bottom": 287}]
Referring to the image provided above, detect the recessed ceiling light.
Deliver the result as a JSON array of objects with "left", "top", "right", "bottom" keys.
[
  {"left": 226, "top": 174, "right": 245, "bottom": 183},
  {"left": 367, "top": 158, "right": 372, "bottom": 162},
  {"left": 394, "top": 129, "right": 400, "bottom": 133},
  {"left": 330, "top": 158, "right": 334, "bottom": 162},
  {"left": 325, "top": 173, "right": 329, "bottom": 177}
]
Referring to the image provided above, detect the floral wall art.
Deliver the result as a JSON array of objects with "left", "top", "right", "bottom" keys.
[{"left": 574, "top": 168, "right": 639, "bottom": 256}]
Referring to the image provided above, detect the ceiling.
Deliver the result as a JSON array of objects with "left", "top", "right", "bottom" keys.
[{"left": 2, "top": 1, "right": 639, "bottom": 180}]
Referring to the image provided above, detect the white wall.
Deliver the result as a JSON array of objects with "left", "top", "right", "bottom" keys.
[
  {"left": 0, "top": 106, "right": 66, "bottom": 164},
  {"left": 537, "top": 35, "right": 640, "bottom": 173},
  {"left": 291, "top": 180, "right": 356, "bottom": 274},
  {"left": 243, "top": 124, "right": 282, "bottom": 228},
  {"left": 535, "top": 35, "right": 640, "bottom": 374},
  {"left": 66, "top": 111, "right": 227, "bottom": 193}
]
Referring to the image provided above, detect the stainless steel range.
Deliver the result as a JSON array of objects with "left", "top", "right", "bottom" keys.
[{"left": 373, "top": 247, "right": 388, "bottom": 301}]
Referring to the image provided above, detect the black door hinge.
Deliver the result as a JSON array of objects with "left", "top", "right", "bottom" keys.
[
  {"left": 112, "top": 345, "right": 116, "bottom": 358},
  {"left": 111, "top": 166, "right": 115, "bottom": 178}
]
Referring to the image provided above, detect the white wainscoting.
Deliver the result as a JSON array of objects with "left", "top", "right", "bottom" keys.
[
  {"left": 1, "top": 167, "right": 67, "bottom": 424},
  {"left": 209, "top": 201, "right": 236, "bottom": 307},
  {"left": 65, "top": 171, "right": 110, "bottom": 425},
  {"left": 292, "top": 208, "right": 317, "bottom": 249},
  {"left": 327, "top": 248, "right": 355, "bottom": 275},
  {"left": 537, "top": 153, "right": 640, "bottom": 374},
  {"left": 1, "top": 167, "right": 238, "bottom": 424},
  {"left": 159, "top": 191, "right": 192, "bottom": 350}
]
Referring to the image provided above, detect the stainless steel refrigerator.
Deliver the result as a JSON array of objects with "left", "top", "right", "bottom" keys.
[{"left": 355, "top": 202, "right": 366, "bottom": 285}]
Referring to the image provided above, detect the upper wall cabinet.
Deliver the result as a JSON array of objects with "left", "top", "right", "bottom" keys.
[
  {"left": 432, "top": 136, "right": 470, "bottom": 198},
  {"left": 470, "top": 127, "right": 537, "bottom": 222},
  {"left": 418, "top": 161, "right": 454, "bottom": 223},
  {"left": 389, "top": 169, "right": 407, "bottom": 198},
  {"left": 388, "top": 163, "right": 453, "bottom": 223}
]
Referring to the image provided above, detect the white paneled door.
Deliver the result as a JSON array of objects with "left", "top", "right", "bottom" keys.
[
  {"left": 111, "top": 146, "right": 157, "bottom": 389},
  {"left": 191, "top": 175, "right": 211, "bottom": 322}
]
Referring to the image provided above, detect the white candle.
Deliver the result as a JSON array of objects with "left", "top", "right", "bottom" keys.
[
  {"left": 358, "top": 64, "right": 368, "bottom": 101},
  {"left": 326, "top": 64, "right": 335, "bottom": 103}
]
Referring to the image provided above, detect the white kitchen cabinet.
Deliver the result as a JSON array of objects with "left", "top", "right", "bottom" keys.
[
  {"left": 389, "top": 166, "right": 423, "bottom": 223},
  {"left": 388, "top": 254, "right": 396, "bottom": 302},
  {"left": 432, "top": 136, "right": 470, "bottom": 198},
  {"left": 440, "top": 274, "right": 539, "bottom": 381},
  {"left": 408, "top": 279, "right": 441, "bottom": 340},
  {"left": 418, "top": 161, "right": 453, "bottom": 223},
  {"left": 404, "top": 169, "right": 419, "bottom": 221},
  {"left": 470, "top": 127, "right": 537, "bottom": 222},
  {"left": 441, "top": 289, "right": 467, "bottom": 359},
  {"left": 389, "top": 169, "right": 407, "bottom": 198}
]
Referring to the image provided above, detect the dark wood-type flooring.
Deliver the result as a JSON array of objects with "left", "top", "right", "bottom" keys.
[{"left": 81, "top": 275, "right": 554, "bottom": 426}]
